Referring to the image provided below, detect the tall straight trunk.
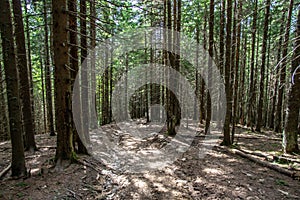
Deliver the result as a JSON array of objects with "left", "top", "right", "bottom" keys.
[
  {"left": 247, "top": 0, "right": 257, "bottom": 130},
  {"left": 53, "top": 0, "right": 75, "bottom": 164},
  {"left": 40, "top": 55, "right": 47, "bottom": 133},
  {"left": 90, "top": 0, "right": 97, "bottom": 128},
  {"left": 231, "top": 0, "right": 242, "bottom": 141},
  {"left": 0, "top": 0, "right": 27, "bottom": 177},
  {"left": 80, "top": 0, "right": 89, "bottom": 154},
  {"left": 193, "top": 26, "right": 200, "bottom": 121},
  {"left": 200, "top": 3, "right": 208, "bottom": 124},
  {"left": 230, "top": 0, "right": 237, "bottom": 143},
  {"left": 68, "top": 0, "right": 86, "bottom": 154},
  {"left": 256, "top": 0, "right": 271, "bottom": 132},
  {"left": 43, "top": 0, "right": 55, "bottom": 136},
  {"left": 264, "top": 28, "right": 271, "bottom": 127},
  {"left": 12, "top": 0, "right": 36, "bottom": 151},
  {"left": 219, "top": 0, "right": 225, "bottom": 77},
  {"left": 205, "top": 0, "right": 214, "bottom": 134},
  {"left": 269, "top": 13, "right": 285, "bottom": 128},
  {"left": 0, "top": 62, "right": 9, "bottom": 140},
  {"left": 283, "top": 8, "right": 299, "bottom": 154},
  {"left": 239, "top": 25, "right": 247, "bottom": 125},
  {"left": 23, "top": 1, "right": 35, "bottom": 129},
  {"left": 275, "top": 0, "right": 294, "bottom": 133},
  {"left": 222, "top": 0, "right": 233, "bottom": 146}
]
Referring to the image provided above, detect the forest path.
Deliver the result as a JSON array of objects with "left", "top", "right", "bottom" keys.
[{"left": 0, "top": 125, "right": 300, "bottom": 199}]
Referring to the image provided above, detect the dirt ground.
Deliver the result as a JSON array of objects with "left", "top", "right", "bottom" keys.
[{"left": 0, "top": 124, "right": 300, "bottom": 200}]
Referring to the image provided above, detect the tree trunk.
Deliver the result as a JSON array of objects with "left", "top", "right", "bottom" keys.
[
  {"left": 79, "top": 0, "right": 89, "bottom": 154},
  {"left": 222, "top": 0, "right": 233, "bottom": 146},
  {"left": 231, "top": 0, "right": 243, "bottom": 141},
  {"left": 255, "top": 0, "right": 270, "bottom": 132},
  {"left": 23, "top": 1, "right": 35, "bottom": 133},
  {"left": 247, "top": 0, "right": 257, "bottom": 131},
  {"left": 0, "top": 0, "right": 27, "bottom": 177},
  {"left": 12, "top": 0, "right": 36, "bottom": 151},
  {"left": 269, "top": 13, "right": 285, "bottom": 129},
  {"left": 205, "top": 0, "right": 214, "bottom": 134},
  {"left": 43, "top": 0, "right": 55, "bottom": 136},
  {"left": 283, "top": 8, "right": 300, "bottom": 154},
  {"left": 53, "top": 0, "right": 75, "bottom": 164},
  {"left": 90, "top": 0, "right": 97, "bottom": 129},
  {"left": 275, "top": 0, "right": 294, "bottom": 133},
  {"left": 0, "top": 62, "right": 9, "bottom": 140}
]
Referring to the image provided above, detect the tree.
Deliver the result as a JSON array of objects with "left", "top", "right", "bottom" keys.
[
  {"left": 80, "top": 0, "right": 89, "bottom": 154},
  {"left": 283, "top": 8, "right": 300, "bottom": 154},
  {"left": 255, "top": 0, "right": 271, "bottom": 132},
  {"left": 12, "top": 0, "right": 37, "bottom": 151},
  {"left": 43, "top": 0, "right": 55, "bottom": 136},
  {"left": 222, "top": 0, "right": 233, "bottom": 145},
  {"left": 247, "top": 0, "right": 257, "bottom": 131},
  {"left": 275, "top": 0, "right": 294, "bottom": 133},
  {"left": 204, "top": 0, "right": 214, "bottom": 134},
  {"left": 231, "top": 0, "right": 243, "bottom": 139},
  {"left": 0, "top": 0, "right": 27, "bottom": 177},
  {"left": 53, "top": 0, "right": 75, "bottom": 164}
]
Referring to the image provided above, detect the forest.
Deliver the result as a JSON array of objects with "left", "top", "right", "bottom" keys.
[{"left": 0, "top": 0, "right": 300, "bottom": 199}]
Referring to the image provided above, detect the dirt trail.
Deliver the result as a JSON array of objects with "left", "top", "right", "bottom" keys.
[{"left": 0, "top": 125, "right": 300, "bottom": 199}]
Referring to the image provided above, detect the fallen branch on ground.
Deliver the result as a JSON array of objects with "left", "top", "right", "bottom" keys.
[
  {"left": 216, "top": 146, "right": 300, "bottom": 179},
  {"left": 0, "top": 163, "right": 11, "bottom": 179}
]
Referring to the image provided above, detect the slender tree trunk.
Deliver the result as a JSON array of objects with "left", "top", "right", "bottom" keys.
[
  {"left": 239, "top": 25, "right": 247, "bottom": 125},
  {"left": 43, "top": 0, "right": 55, "bottom": 136},
  {"left": 0, "top": 62, "right": 9, "bottom": 140},
  {"left": 200, "top": 3, "right": 207, "bottom": 124},
  {"left": 53, "top": 0, "right": 75, "bottom": 164},
  {"left": 255, "top": 0, "right": 271, "bottom": 132},
  {"left": 222, "top": 0, "right": 233, "bottom": 146},
  {"left": 231, "top": 0, "right": 242, "bottom": 141},
  {"left": 205, "top": 0, "right": 214, "bottom": 134},
  {"left": 40, "top": 53, "right": 47, "bottom": 133},
  {"left": 79, "top": 0, "right": 89, "bottom": 154},
  {"left": 0, "top": 0, "right": 27, "bottom": 177},
  {"left": 247, "top": 0, "right": 257, "bottom": 131},
  {"left": 90, "top": 0, "right": 97, "bottom": 129},
  {"left": 12, "top": 0, "right": 36, "bottom": 151},
  {"left": 269, "top": 13, "right": 285, "bottom": 129},
  {"left": 275, "top": 0, "right": 294, "bottom": 133},
  {"left": 283, "top": 8, "right": 299, "bottom": 154},
  {"left": 23, "top": 1, "right": 35, "bottom": 131}
]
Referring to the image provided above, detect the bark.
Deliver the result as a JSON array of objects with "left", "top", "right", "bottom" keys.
[
  {"left": 205, "top": 0, "right": 214, "bottom": 134},
  {"left": 219, "top": 0, "right": 225, "bottom": 77},
  {"left": 23, "top": 2, "right": 35, "bottom": 132},
  {"left": 90, "top": 0, "right": 97, "bottom": 129},
  {"left": 222, "top": 0, "right": 233, "bottom": 146},
  {"left": 247, "top": 0, "right": 257, "bottom": 131},
  {"left": 0, "top": 0, "right": 27, "bottom": 177},
  {"left": 231, "top": 0, "right": 242, "bottom": 141},
  {"left": 269, "top": 13, "right": 285, "bottom": 129},
  {"left": 283, "top": 8, "right": 300, "bottom": 154},
  {"left": 0, "top": 62, "right": 9, "bottom": 140},
  {"left": 275, "top": 0, "right": 294, "bottom": 133},
  {"left": 79, "top": 0, "right": 89, "bottom": 154},
  {"left": 255, "top": 0, "right": 271, "bottom": 132},
  {"left": 53, "top": 0, "right": 75, "bottom": 163},
  {"left": 43, "top": 0, "right": 55, "bottom": 136},
  {"left": 12, "top": 0, "right": 36, "bottom": 151}
]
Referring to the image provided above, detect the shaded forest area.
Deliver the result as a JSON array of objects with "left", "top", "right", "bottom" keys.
[{"left": 0, "top": 0, "right": 300, "bottom": 199}]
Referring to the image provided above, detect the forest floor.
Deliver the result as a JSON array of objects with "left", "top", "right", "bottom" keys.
[{"left": 0, "top": 123, "right": 300, "bottom": 200}]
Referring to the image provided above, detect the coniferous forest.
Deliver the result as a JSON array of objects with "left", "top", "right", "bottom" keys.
[{"left": 0, "top": 0, "right": 300, "bottom": 199}]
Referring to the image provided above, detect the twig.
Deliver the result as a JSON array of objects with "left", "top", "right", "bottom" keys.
[{"left": 0, "top": 163, "right": 11, "bottom": 179}]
